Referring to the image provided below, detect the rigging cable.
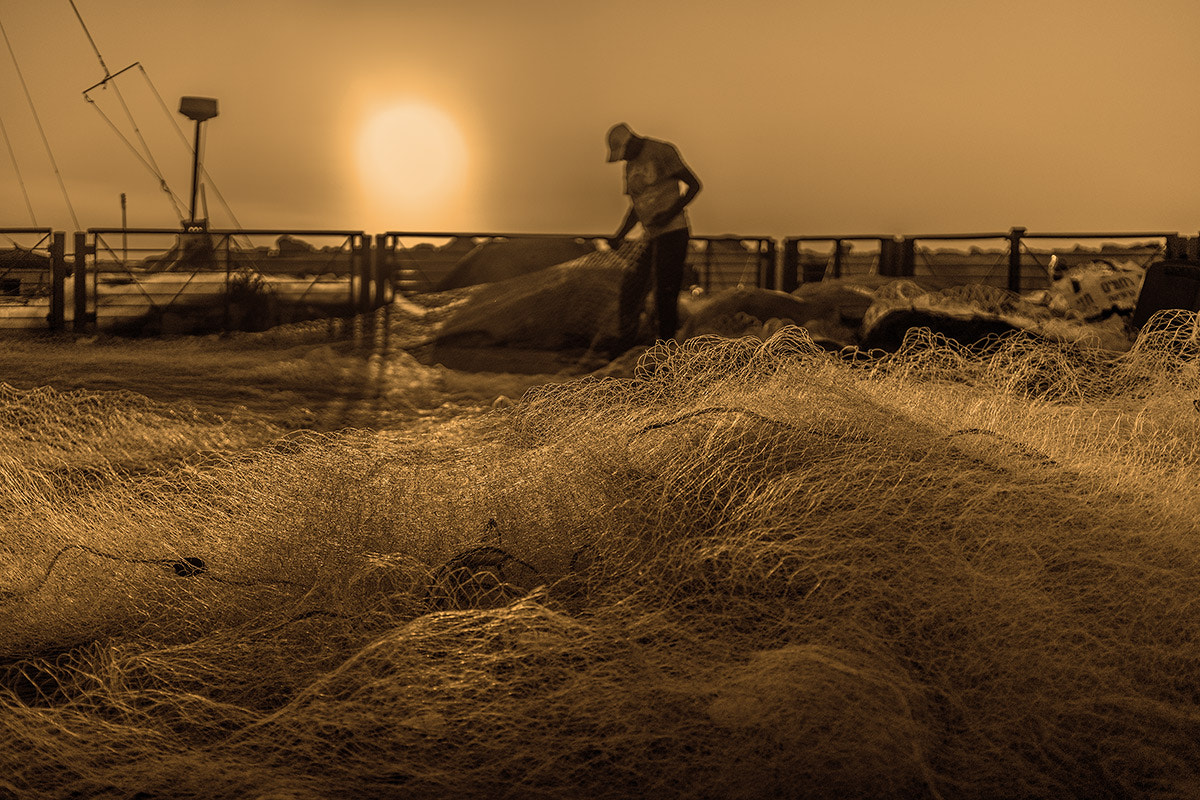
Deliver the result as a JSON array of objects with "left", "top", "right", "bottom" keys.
[
  {"left": 66, "top": 0, "right": 108, "bottom": 75},
  {"left": 70, "top": 0, "right": 187, "bottom": 221},
  {"left": 83, "top": 92, "right": 188, "bottom": 219},
  {"left": 72, "top": 0, "right": 243, "bottom": 234},
  {"left": 0, "top": 109, "right": 37, "bottom": 226},
  {"left": 0, "top": 13, "right": 80, "bottom": 230},
  {"left": 140, "top": 65, "right": 249, "bottom": 239},
  {"left": 89, "top": 83, "right": 186, "bottom": 222}
]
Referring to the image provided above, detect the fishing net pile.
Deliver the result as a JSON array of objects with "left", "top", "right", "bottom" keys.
[
  {"left": 424, "top": 242, "right": 645, "bottom": 350},
  {"left": 860, "top": 280, "right": 1137, "bottom": 352},
  {"left": 3, "top": 311, "right": 1200, "bottom": 798}
]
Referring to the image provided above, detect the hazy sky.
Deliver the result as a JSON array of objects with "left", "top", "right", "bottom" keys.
[{"left": 2, "top": 0, "right": 1198, "bottom": 239}]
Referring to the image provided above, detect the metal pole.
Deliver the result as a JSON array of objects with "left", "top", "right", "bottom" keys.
[
  {"left": 703, "top": 240, "right": 712, "bottom": 291},
  {"left": 901, "top": 237, "right": 916, "bottom": 276},
  {"left": 1008, "top": 226, "right": 1026, "bottom": 293},
  {"left": 1166, "top": 233, "right": 1182, "bottom": 261},
  {"left": 189, "top": 119, "right": 202, "bottom": 224},
  {"left": 780, "top": 239, "right": 798, "bottom": 290},
  {"left": 357, "top": 235, "right": 371, "bottom": 311},
  {"left": 374, "top": 232, "right": 389, "bottom": 307},
  {"left": 761, "top": 239, "right": 776, "bottom": 290},
  {"left": 73, "top": 231, "right": 90, "bottom": 333},
  {"left": 223, "top": 236, "right": 231, "bottom": 333},
  {"left": 120, "top": 192, "right": 127, "bottom": 264},
  {"left": 49, "top": 232, "right": 65, "bottom": 332}
]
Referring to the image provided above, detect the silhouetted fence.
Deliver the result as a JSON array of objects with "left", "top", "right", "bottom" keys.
[
  {"left": 379, "top": 232, "right": 607, "bottom": 295},
  {"left": 76, "top": 228, "right": 369, "bottom": 335},
  {"left": 4, "top": 225, "right": 1199, "bottom": 335},
  {"left": 379, "top": 231, "right": 776, "bottom": 295},
  {"left": 0, "top": 228, "right": 66, "bottom": 330},
  {"left": 780, "top": 229, "right": 1188, "bottom": 293}
]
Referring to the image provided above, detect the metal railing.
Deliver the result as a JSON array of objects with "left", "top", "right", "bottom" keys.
[
  {"left": 780, "top": 236, "right": 894, "bottom": 289},
  {"left": 690, "top": 236, "right": 776, "bottom": 291},
  {"left": 379, "top": 232, "right": 606, "bottom": 295},
  {"left": 379, "top": 231, "right": 776, "bottom": 296},
  {"left": 782, "top": 229, "right": 1184, "bottom": 293},
  {"left": 0, "top": 228, "right": 66, "bottom": 331},
  {"left": 81, "top": 228, "right": 370, "bottom": 335},
  {"left": 0, "top": 223, "right": 1195, "bottom": 337}
]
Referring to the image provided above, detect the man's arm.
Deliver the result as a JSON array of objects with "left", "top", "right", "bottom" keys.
[
  {"left": 652, "top": 166, "right": 702, "bottom": 227},
  {"left": 609, "top": 204, "right": 638, "bottom": 249}
]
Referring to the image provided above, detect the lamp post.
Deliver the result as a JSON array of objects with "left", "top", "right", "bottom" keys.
[{"left": 178, "top": 96, "right": 218, "bottom": 230}]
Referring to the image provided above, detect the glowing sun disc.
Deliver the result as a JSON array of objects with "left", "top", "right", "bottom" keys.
[{"left": 357, "top": 102, "right": 467, "bottom": 207}]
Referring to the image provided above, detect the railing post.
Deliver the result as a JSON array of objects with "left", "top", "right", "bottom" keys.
[
  {"left": 702, "top": 239, "right": 713, "bottom": 291},
  {"left": 781, "top": 238, "right": 799, "bottom": 292},
  {"left": 48, "top": 232, "right": 66, "bottom": 332},
  {"left": 73, "top": 232, "right": 91, "bottom": 333},
  {"left": 224, "top": 235, "right": 234, "bottom": 331},
  {"left": 1008, "top": 226, "right": 1026, "bottom": 293},
  {"left": 759, "top": 239, "right": 776, "bottom": 290},
  {"left": 878, "top": 237, "right": 895, "bottom": 276},
  {"left": 373, "top": 233, "right": 389, "bottom": 307},
  {"left": 900, "top": 237, "right": 916, "bottom": 276},
  {"left": 1165, "top": 234, "right": 1198, "bottom": 262},
  {"left": 1166, "top": 233, "right": 1183, "bottom": 261},
  {"left": 356, "top": 234, "right": 371, "bottom": 312}
]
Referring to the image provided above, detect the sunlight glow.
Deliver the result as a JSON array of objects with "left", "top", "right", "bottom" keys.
[{"left": 356, "top": 101, "right": 468, "bottom": 222}]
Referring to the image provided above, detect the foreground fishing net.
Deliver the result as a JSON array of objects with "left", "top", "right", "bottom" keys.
[{"left": 3, "top": 312, "right": 1200, "bottom": 798}]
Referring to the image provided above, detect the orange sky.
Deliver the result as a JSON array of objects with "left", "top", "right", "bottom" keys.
[{"left": 1, "top": 0, "right": 1198, "bottom": 239}]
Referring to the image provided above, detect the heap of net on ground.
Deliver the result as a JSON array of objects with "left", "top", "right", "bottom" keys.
[{"left": 2, "top": 313, "right": 1200, "bottom": 798}]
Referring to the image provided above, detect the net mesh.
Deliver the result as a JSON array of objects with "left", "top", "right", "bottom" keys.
[{"left": 3, "top": 310, "right": 1200, "bottom": 798}]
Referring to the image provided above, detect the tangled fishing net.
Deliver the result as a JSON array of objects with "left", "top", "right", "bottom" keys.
[
  {"left": 4, "top": 309, "right": 1200, "bottom": 798},
  {"left": 394, "top": 242, "right": 644, "bottom": 351}
]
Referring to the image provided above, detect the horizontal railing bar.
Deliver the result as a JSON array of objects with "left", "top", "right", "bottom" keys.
[
  {"left": 1020, "top": 231, "right": 1176, "bottom": 240},
  {"left": 693, "top": 236, "right": 776, "bottom": 242},
  {"left": 385, "top": 231, "right": 775, "bottom": 242},
  {"left": 905, "top": 232, "right": 1012, "bottom": 241},
  {"left": 386, "top": 231, "right": 608, "bottom": 240},
  {"left": 87, "top": 228, "right": 365, "bottom": 237},
  {"left": 0, "top": 228, "right": 1178, "bottom": 243},
  {"left": 785, "top": 235, "right": 895, "bottom": 242},
  {"left": 785, "top": 231, "right": 1179, "bottom": 243}
]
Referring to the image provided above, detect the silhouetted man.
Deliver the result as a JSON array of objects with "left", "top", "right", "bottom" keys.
[{"left": 606, "top": 122, "right": 702, "bottom": 355}]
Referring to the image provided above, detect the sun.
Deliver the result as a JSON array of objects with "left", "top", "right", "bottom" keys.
[{"left": 356, "top": 102, "right": 468, "bottom": 218}]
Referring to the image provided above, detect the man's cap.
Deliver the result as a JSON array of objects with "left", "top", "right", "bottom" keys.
[{"left": 606, "top": 123, "right": 635, "bottom": 162}]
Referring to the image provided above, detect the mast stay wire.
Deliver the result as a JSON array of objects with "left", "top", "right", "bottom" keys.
[
  {"left": 71, "top": 0, "right": 187, "bottom": 223},
  {"left": 67, "top": 0, "right": 108, "bottom": 75},
  {"left": 0, "top": 109, "right": 37, "bottom": 226},
  {"left": 83, "top": 88, "right": 188, "bottom": 221},
  {"left": 89, "top": 79, "right": 186, "bottom": 222},
  {"left": 139, "top": 64, "right": 251, "bottom": 244},
  {"left": 0, "top": 13, "right": 80, "bottom": 230},
  {"left": 73, "top": 0, "right": 246, "bottom": 237}
]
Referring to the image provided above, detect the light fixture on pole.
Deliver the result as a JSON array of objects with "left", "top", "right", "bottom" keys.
[{"left": 178, "top": 96, "right": 218, "bottom": 230}]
